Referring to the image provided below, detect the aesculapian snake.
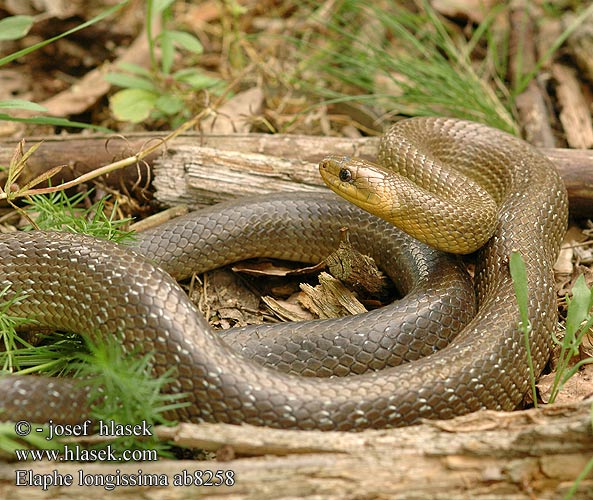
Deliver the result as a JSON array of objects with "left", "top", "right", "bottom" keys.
[{"left": 0, "top": 117, "right": 568, "bottom": 430}]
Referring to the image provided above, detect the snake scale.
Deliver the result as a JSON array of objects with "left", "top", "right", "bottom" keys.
[{"left": 0, "top": 117, "right": 568, "bottom": 430}]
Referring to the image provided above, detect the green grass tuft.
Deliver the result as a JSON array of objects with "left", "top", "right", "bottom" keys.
[
  {"left": 23, "top": 189, "right": 135, "bottom": 243},
  {"left": 295, "top": 0, "right": 517, "bottom": 133},
  {"left": 0, "top": 188, "right": 188, "bottom": 457},
  {"left": 294, "top": 1, "right": 593, "bottom": 135}
]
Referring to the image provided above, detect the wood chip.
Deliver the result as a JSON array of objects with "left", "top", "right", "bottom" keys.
[{"left": 299, "top": 271, "right": 367, "bottom": 319}]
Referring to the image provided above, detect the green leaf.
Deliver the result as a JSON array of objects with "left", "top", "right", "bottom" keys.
[
  {"left": 172, "top": 68, "right": 202, "bottom": 79},
  {"left": 565, "top": 275, "right": 593, "bottom": 337},
  {"left": 0, "top": 100, "right": 48, "bottom": 112},
  {"left": 104, "top": 72, "right": 157, "bottom": 92},
  {"left": 158, "top": 30, "right": 175, "bottom": 75},
  {"left": 0, "top": 15, "right": 34, "bottom": 41},
  {"left": 509, "top": 250, "right": 538, "bottom": 406},
  {"left": 115, "top": 62, "right": 153, "bottom": 78},
  {"left": 154, "top": 94, "right": 184, "bottom": 115},
  {"left": 165, "top": 30, "right": 203, "bottom": 54},
  {"left": 109, "top": 88, "right": 158, "bottom": 123},
  {"left": 509, "top": 251, "right": 530, "bottom": 326},
  {"left": 0, "top": 422, "right": 61, "bottom": 453},
  {"left": 173, "top": 69, "right": 224, "bottom": 90}
]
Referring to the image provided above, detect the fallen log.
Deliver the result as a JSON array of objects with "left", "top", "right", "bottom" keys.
[
  {"left": 0, "top": 133, "right": 592, "bottom": 216},
  {"left": 0, "top": 398, "right": 590, "bottom": 498}
]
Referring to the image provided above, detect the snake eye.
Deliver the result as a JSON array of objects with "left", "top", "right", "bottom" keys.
[{"left": 339, "top": 168, "right": 352, "bottom": 182}]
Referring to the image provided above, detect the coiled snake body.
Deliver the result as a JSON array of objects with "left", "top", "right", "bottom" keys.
[{"left": 0, "top": 118, "right": 568, "bottom": 430}]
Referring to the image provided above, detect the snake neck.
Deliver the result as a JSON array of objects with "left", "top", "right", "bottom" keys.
[{"left": 319, "top": 154, "right": 498, "bottom": 254}]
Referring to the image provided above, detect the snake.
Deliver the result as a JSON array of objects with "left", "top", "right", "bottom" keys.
[{"left": 0, "top": 117, "right": 568, "bottom": 430}]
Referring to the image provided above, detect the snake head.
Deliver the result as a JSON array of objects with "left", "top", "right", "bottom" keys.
[{"left": 319, "top": 155, "right": 390, "bottom": 213}]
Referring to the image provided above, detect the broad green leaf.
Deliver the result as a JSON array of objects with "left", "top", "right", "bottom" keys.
[
  {"left": 104, "top": 72, "right": 157, "bottom": 92},
  {"left": 0, "top": 15, "right": 34, "bottom": 41},
  {"left": 565, "top": 274, "right": 593, "bottom": 337},
  {"left": 154, "top": 94, "right": 184, "bottom": 115},
  {"left": 109, "top": 89, "right": 158, "bottom": 123},
  {"left": 0, "top": 100, "right": 47, "bottom": 112},
  {"left": 166, "top": 30, "right": 203, "bottom": 54}
]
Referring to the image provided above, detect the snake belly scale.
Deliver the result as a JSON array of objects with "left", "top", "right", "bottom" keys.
[{"left": 0, "top": 117, "right": 568, "bottom": 430}]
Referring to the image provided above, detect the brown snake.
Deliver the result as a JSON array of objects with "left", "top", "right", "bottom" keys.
[{"left": 0, "top": 117, "right": 568, "bottom": 430}]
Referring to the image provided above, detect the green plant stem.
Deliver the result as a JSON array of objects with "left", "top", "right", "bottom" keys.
[{"left": 146, "top": 0, "right": 157, "bottom": 71}]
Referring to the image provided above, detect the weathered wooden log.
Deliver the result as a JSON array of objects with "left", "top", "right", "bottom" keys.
[
  {"left": 0, "top": 398, "right": 590, "bottom": 498},
  {"left": 0, "top": 133, "right": 592, "bottom": 216}
]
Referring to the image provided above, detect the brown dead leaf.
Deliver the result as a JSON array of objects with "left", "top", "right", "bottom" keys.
[
  {"left": 552, "top": 63, "right": 593, "bottom": 149},
  {"left": 0, "top": 70, "right": 31, "bottom": 137},
  {"left": 432, "top": 0, "right": 499, "bottom": 24},
  {"left": 202, "top": 87, "right": 264, "bottom": 134},
  {"left": 232, "top": 260, "right": 324, "bottom": 277},
  {"left": 555, "top": 225, "right": 585, "bottom": 275},
  {"left": 0, "top": 69, "right": 29, "bottom": 102},
  {"left": 181, "top": 0, "right": 222, "bottom": 25}
]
